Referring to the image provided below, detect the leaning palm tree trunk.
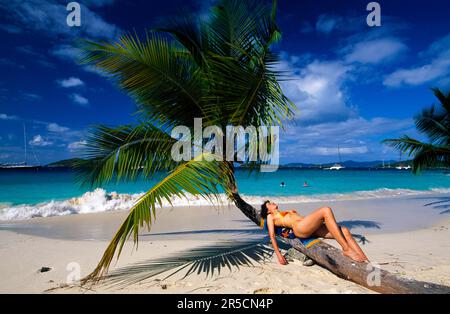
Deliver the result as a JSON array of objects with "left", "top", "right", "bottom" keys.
[{"left": 229, "top": 191, "right": 450, "bottom": 294}]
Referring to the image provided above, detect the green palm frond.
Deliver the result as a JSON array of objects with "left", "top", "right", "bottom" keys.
[
  {"left": 76, "top": 123, "right": 178, "bottom": 187},
  {"left": 411, "top": 144, "right": 450, "bottom": 173},
  {"left": 208, "top": 0, "right": 266, "bottom": 58},
  {"left": 415, "top": 89, "right": 450, "bottom": 145},
  {"left": 82, "top": 154, "right": 234, "bottom": 282},
  {"left": 203, "top": 0, "right": 294, "bottom": 127},
  {"left": 99, "top": 239, "right": 273, "bottom": 289},
  {"left": 156, "top": 15, "right": 210, "bottom": 68},
  {"left": 155, "top": 0, "right": 294, "bottom": 128},
  {"left": 79, "top": 33, "right": 207, "bottom": 127},
  {"left": 383, "top": 136, "right": 450, "bottom": 173},
  {"left": 383, "top": 136, "right": 431, "bottom": 156},
  {"left": 383, "top": 88, "right": 450, "bottom": 173},
  {"left": 204, "top": 49, "right": 294, "bottom": 127},
  {"left": 432, "top": 87, "right": 450, "bottom": 112}
]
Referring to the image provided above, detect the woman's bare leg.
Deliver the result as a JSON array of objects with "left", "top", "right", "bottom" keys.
[
  {"left": 314, "top": 224, "right": 369, "bottom": 262},
  {"left": 294, "top": 207, "right": 364, "bottom": 262},
  {"left": 312, "top": 224, "right": 333, "bottom": 238},
  {"left": 341, "top": 227, "right": 369, "bottom": 262}
]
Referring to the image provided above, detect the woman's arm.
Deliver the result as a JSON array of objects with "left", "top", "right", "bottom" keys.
[{"left": 267, "top": 215, "right": 288, "bottom": 265}]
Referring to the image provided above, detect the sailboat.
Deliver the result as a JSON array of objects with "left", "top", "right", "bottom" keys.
[
  {"left": 324, "top": 145, "right": 345, "bottom": 170},
  {"left": 395, "top": 152, "right": 411, "bottom": 170},
  {"left": 0, "top": 123, "right": 39, "bottom": 169}
]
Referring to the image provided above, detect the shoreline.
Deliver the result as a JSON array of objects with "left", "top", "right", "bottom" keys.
[
  {"left": 1, "top": 187, "right": 449, "bottom": 222},
  {"left": 1, "top": 192, "right": 448, "bottom": 240}
]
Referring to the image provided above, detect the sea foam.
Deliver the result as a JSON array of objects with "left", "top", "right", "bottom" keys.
[{"left": 0, "top": 187, "right": 449, "bottom": 221}]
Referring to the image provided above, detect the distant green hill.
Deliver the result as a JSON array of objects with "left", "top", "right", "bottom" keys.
[
  {"left": 46, "top": 158, "right": 425, "bottom": 170},
  {"left": 282, "top": 160, "right": 401, "bottom": 169},
  {"left": 373, "top": 160, "right": 413, "bottom": 168},
  {"left": 45, "top": 158, "right": 85, "bottom": 168}
]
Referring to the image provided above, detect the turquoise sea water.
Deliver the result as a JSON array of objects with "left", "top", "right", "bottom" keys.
[{"left": 0, "top": 168, "right": 449, "bottom": 206}]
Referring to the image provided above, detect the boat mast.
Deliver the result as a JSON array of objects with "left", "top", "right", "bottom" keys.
[
  {"left": 23, "top": 122, "right": 27, "bottom": 165},
  {"left": 337, "top": 144, "right": 342, "bottom": 164}
]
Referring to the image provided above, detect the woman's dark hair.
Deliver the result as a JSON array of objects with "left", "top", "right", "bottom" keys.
[{"left": 261, "top": 200, "right": 270, "bottom": 219}]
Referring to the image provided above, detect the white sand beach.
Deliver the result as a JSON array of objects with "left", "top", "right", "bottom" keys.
[{"left": 0, "top": 193, "right": 449, "bottom": 294}]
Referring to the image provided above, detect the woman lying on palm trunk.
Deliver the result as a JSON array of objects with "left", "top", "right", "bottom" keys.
[{"left": 261, "top": 201, "right": 370, "bottom": 265}]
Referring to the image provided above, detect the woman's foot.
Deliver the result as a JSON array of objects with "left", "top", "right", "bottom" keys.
[
  {"left": 343, "top": 248, "right": 366, "bottom": 262},
  {"left": 361, "top": 255, "right": 370, "bottom": 263}
]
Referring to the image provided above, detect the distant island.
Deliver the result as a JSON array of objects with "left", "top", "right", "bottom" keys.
[
  {"left": 45, "top": 158, "right": 85, "bottom": 168},
  {"left": 278, "top": 160, "right": 414, "bottom": 169},
  {"left": 2, "top": 158, "right": 447, "bottom": 171},
  {"left": 46, "top": 158, "right": 414, "bottom": 169}
]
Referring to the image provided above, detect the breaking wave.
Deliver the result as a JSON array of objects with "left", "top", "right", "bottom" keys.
[{"left": 0, "top": 187, "right": 449, "bottom": 221}]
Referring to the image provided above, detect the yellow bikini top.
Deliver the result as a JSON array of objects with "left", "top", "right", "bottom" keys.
[
  {"left": 272, "top": 210, "right": 298, "bottom": 227},
  {"left": 259, "top": 210, "right": 299, "bottom": 230}
]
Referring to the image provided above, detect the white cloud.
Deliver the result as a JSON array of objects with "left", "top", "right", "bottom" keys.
[
  {"left": 345, "top": 38, "right": 407, "bottom": 64},
  {"left": 29, "top": 135, "right": 53, "bottom": 147},
  {"left": 0, "top": 57, "right": 25, "bottom": 69},
  {"left": 300, "top": 22, "right": 314, "bottom": 34},
  {"left": 36, "top": 59, "right": 54, "bottom": 68},
  {"left": 279, "top": 117, "right": 415, "bottom": 162},
  {"left": 70, "top": 93, "right": 89, "bottom": 106},
  {"left": 0, "top": 113, "right": 18, "bottom": 120},
  {"left": 22, "top": 93, "right": 41, "bottom": 101},
  {"left": 81, "top": 5, "right": 121, "bottom": 39},
  {"left": 0, "top": 24, "right": 22, "bottom": 34},
  {"left": 421, "top": 34, "right": 450, "bottom": 58},
  {"left": 83, "top": 65, "right": 110, "bottom": 77},
  {"left": 384, "top": 34, "right": 450, "bottom": 87},
  {"left": 50, "top": 45, "right": 82, "bottom": 61},
  {"left": 57, "top": 77, "right": 84, "bottom": 88},
  {"left": 83, "top": 0, "right": 116, "bottom": 7},
  {"left": 68, "top": 140, "right": 87, "bottom": 152},
  {"left": 51, "top": 47, "right": 110, "bottom": 78},
  {"left": 16, "top": 45, "right": 38, "bottom": 56},
  {"left": 307, "top": 146, "right": 369, "bottom": 156},
  {"left": 274, "top": 29, "right": 417, "bottom": 160},
  {"left": 316, "top": 15, "right": 342, "bottom": 34},
  {"left": 47, "top": 123, "right": 70, "bottom": 133},
  {"left": 279, "top": 58, "right": 357, "bottom": 124},
  {"left": 283, "top": 117, "right": 413, "bottom": 143},
  {"left": 15, "top": 46, "right": 54, "bottom": 68},
  {"left": 0, "top": 0, "right": 120, "bottom": 39},
  {"left": 384, "top": 53, "right": 450, "bottom": 87}
]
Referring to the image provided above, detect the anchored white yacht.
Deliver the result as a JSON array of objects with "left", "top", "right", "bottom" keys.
[
  {"left": 395, "top": 152, "right": 411, "bottom": 170},
  {"left": 324, "top": 145, "right": 345, "bottom": 171},
  {"left": 0, "top": 123, "right": 39, "bottom": 169}
]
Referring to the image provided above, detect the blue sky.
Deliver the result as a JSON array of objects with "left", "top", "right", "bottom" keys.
[{"left": 0, "top": 0, "right": 449, "bottom": 165}]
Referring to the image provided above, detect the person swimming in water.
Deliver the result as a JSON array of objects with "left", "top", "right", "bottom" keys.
[
  {"left": 280, "top": 182, "right": 286, "bottom": 187},
  {"left": 260, "top": 200, "right": 369, "bottom": 265},
  {"left": 303, "top": 181, "right": 309, "bottom": 187}
]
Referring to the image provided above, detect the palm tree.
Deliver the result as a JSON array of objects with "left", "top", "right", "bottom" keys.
[
  {"left": 78, "top": 0, "right": 295, "bottom": 282},
  {"left": 384, "top": 88, "right": 450, "bottom": 173}
]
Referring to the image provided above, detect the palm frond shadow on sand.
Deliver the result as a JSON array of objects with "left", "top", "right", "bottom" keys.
[
  {"left": 94, "top": 238, "right": 276, "bottom": 289},
  {"left": 424, "top": 198, "right": 450, "bottom": 213}
]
